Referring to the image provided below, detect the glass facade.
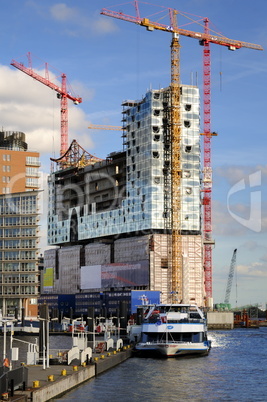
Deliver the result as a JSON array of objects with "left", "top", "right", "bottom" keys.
[{"left": 48, "top": 85, "right": 201, "bottom": 245}]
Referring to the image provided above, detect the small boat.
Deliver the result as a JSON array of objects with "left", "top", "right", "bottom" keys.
[{"left": 134, "top": 304, "right": 211, "bottom": 357}]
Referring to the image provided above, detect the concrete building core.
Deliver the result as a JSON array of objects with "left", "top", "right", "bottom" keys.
[{"left": 44, "top": 85, "right": 205, "bottom": 307}]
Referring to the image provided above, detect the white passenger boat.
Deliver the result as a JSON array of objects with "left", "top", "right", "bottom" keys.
[{"left": 134, "top": 304, "right": 211, "bottom": 357}]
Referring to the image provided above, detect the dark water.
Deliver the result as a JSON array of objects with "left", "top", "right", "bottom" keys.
[{"left": 54, "top": 328, "right": 267, "bottom": 402}]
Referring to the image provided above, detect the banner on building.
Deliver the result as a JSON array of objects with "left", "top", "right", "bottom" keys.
[
  {"left": 81, "top": 260, "right": 149, "bottom": 290},
  {"left": 43, "top": 267, "right": 54, "bottom": 288}
]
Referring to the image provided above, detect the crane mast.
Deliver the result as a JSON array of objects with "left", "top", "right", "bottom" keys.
[
  {"left": 11, "top": 52, "right": 82, "bottom": 157},
  {"left": 170, "top": 11, "right": 183, "bottom": 302},
  {"left": 202, "top": 18, "right": 213, "bottom": 299}
]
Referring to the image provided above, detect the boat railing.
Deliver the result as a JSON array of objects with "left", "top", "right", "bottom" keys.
[
  {"left": 167, "top": 318, "right": 205, "bottom": 324},
  {"left": 144, "top": 317, "right": 205, "bottom": 324},
  {"left": 143, "top": 340, "right": 191, "bottom": 345}
]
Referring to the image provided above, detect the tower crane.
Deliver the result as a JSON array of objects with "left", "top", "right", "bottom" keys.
[
  {"left": 102, "top": 3, "right": 183, "bottom": 302},
  {"left": 101, "top": 1, "right": 263, "bottom": 303},
  {"left": 11, "top": 52, "right": 82, "bottom": 157},
  {"left": 224, "top": 249, "right": 237, "bottom": 305}
]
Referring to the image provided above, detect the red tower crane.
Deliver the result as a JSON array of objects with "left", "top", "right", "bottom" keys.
[
  {"left": 11, "top": 52, "right": 82, "bottom": 157},
  {"left": 101, "top": 1, "right": 263, "bottom": 303}
]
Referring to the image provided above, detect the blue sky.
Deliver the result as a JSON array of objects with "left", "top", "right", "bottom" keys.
[{"left": 0, "top": 0, "right": 266, "bottom": 308}]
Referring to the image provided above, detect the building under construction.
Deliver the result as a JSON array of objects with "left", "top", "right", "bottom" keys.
[{"left": 43, "top": 84, "right": 205, "bottom": 314}]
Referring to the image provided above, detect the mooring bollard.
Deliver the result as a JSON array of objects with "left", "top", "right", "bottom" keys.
[
  {"left": 48, "top": 375, "right": 54, "bottom": 382},
  {"left": 73, "top": 365, "right": 78, "bottom": 371},
  {"left": 33, "top": 381, "right": 39, "bottom": 388},
  {"left": 61, "top": 369, "right": 67, "bottom": 376}
]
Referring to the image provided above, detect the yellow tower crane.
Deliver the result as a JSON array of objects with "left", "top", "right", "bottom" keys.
[{"left": 101, "top": 5, "right": 183, "bottom": 302}]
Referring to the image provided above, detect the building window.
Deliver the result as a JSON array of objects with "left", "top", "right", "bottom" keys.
[
  {"left": 26, "top": 156, "right": 40, "bottom": 166},
  {"left": 26, "top": 167, "right": 39, "bottom": 177},
  {"left": 26, "top": 178, "right": 38, "bottom": 187}
]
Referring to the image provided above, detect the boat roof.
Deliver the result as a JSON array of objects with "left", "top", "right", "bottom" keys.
[{"left": 155, "top": 304, "right": 198, "bottom": 307}]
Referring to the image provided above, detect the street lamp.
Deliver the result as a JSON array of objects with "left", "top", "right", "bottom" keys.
[
  {"left": 38, "top": 318, "right": 47, "bottom": 370},
  {"left": 87, "top": 317, "right": 95, "bottom": 352},
  {"left": 39, "top": 317, "right": 58, "bottom": 369}
]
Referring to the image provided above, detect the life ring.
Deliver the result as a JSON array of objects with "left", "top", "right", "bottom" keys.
[{"left": 3, "top": 358, "right": 9, "bottom": 368}]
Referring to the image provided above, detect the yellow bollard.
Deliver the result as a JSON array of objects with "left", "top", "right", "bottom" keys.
[
  {"left": 61, "top": 369, "right": 67, "bottom": 376},
  {"left": 107, "top": 352, "right": 111, "bottom": 357},
  {"left": 100, "top": 354, "right": 105, "bottom": 359},
  {"left": 123, "top": 346, "right": 127, "bottom": 350},
  {"left": 94, "top": 357, "right": 99, "bottom": 362},
  {"left": 73, "top": 365, "right": 78, "bottom": 371},
  {"left": 33, "top": 381, "right": 39, "bottom": 388},
  {"left": 113, "top": 351, "right": 117, "bottom": 355},
  {"left": 81, "top": 362, "right": 86, "bottom": 367},
  {"left": 48, "top": 375, "right": 54, "bottom": 382}
]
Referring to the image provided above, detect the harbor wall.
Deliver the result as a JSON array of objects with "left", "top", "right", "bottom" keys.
[
  {"left": 207, "top": 311, "right": 234, "bottom": 329},
  {"left": 32, "top": 365, "right": 95, "bottom": 402},
  {"left": 28, "top": 347, "right": 132, "bottom": 402}
]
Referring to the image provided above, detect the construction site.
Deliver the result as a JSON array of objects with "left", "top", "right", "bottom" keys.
[{"left": 7, "top": 2, "right": 262, "bottom": 318}]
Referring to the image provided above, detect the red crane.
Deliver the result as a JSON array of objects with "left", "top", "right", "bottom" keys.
[
  {"left": 11, "top": 52, "right": 82, "bottom": 157},
  {"left": 101, "top": 1, "right": 263, "bottom": 303}
]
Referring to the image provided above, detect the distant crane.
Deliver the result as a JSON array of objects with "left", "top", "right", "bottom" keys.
[
  {"left": 224, "top": 249, "right": 237, "bottom": 305},
  {"left": 11, "top": 52, "right": 82, "bottom": 157},
  {"left": 101, "top": 1, "right": 263, "bottom": 303},
  {"left": 88, "top": 124, "right": 122, "bottom": 131}
]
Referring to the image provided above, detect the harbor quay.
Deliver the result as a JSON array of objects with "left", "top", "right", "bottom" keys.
[{"left": 10, "top": 346, "right": 133, "bottom": 402}]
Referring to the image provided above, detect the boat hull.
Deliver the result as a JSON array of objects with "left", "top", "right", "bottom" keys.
[{"left": 135, "top": 341, "right": 211, "bottom": 357}]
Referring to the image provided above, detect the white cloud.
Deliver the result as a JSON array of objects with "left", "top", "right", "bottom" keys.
[
  {"left": 237, "top": 262, "right": 267, "bottom": 278},
  {"left": 50, "top": 3, "right": 75, "bottom": 21},
  {"left": 49, "top": 4, "right": 118, "bottom": 37}
]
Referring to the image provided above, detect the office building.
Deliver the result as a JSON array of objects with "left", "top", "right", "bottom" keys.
[{"left": 0, "top": 131, "right": 40, "bottom": 317}]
